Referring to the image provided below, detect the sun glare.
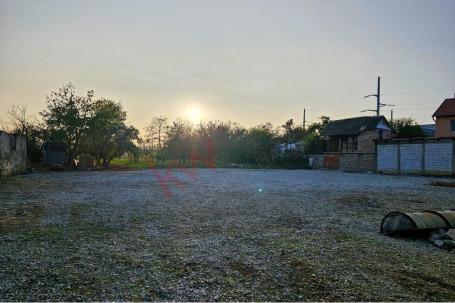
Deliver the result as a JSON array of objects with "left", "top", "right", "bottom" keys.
[{"left": 186, "top": 106, "right": 202, "bottom": 122}]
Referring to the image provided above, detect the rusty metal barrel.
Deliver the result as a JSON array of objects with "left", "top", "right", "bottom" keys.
[{"left": 380, "top": 210, "right": 455, "bottom": 235}]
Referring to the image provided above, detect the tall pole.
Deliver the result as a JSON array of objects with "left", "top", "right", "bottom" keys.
[
  {"left": 376, "top": 76, "right": 381, "bottom": 116},
  {"left": 390, "top": 109, "right": 393, "bottom": 122},
  {"left": 363, "top": 76, "right": 391, "bottom": 115},
  {"left": 303, "top": 108, "right": 306, "bottom": 130}
]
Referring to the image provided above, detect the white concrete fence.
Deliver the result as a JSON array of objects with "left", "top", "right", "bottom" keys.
[{"left": 377, "top": 138, "right": 455, "bottom": 176}]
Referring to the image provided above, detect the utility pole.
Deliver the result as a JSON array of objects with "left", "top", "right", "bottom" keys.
[
  {"left": 303, "top": 108, "right": 306, "bottom": 130},
  {"left": 390, "top": 109, "right": 393, "bottom": 122},
  {"left": 376, "top": 77, "right": 381, "bottom": 116},
  {"left": 363, "top": 76, "right": 394, "bottom": 116}
]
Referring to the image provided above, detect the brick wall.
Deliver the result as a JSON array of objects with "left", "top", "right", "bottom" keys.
[
  {"left": 357, "top": 130, "right": 377, "bottom": 153},
  {"left": 377, "top": 139, "right": 455, "bottom": 176},
  {"left": 339, "top": 153, "right": 376, "bottom": 172},
  {"left": 357, "top": 129, "right": 392, "bottom": 153},
  {"left": 324, "top": 154, "right": 340, "bottom": 169}
]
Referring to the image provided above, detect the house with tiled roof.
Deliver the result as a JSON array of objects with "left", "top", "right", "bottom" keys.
[
  {"left": 321, "top": 116, "right": 392, "bottom": 172},
  {"left": 432, "top": 98, "right": 455, "bottom": 138},
  {"left": 322, "top": 116, "right": 391, "bottom": 153}
]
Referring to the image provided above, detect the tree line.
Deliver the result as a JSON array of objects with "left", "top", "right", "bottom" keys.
[
  {"left": 143, "top": 116, "right": 330, "bottom": 168},
  {"left": 1, "top": 83, "right": 428, "bottom": 169}
]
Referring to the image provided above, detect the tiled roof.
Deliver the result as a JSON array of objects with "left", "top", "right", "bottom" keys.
[
  {"left": 322, "top": 116, "right": 390, "bottom": 136},
  {"left": 433, "top": 98, "right": 455, "bottom": 117}
]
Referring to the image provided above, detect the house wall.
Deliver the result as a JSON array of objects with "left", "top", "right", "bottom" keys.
[
  {"left": 377, "top": 139, "right": 455, "bottom": 176},
  {"left": 323, "top": 152, "right": 376, "bottom": 172},
  {"left": 435, "top": 116, "right": 455, "bottom": 138},
  {"left": 358, "top": 129, "right": 392, "bottom": 153},
  {"left": 0, "top": 132, "right": 27, "bottom": 177},
  {"left": 339, "top": 153, "right": 376, "bottom": 172},
  {"left": 323, "top": 153, "right": 340, "bottom": 169},
  {"left": 323, "top": 130, "right": 390, "bottom": 172}
]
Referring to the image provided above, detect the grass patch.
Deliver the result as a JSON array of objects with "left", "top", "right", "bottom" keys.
[{"left": 110, "top": 159, "right": 151, "bottom": 169}]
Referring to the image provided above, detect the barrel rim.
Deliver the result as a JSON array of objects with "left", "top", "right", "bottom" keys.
[{"left": 380, "top": 211, "right": 418, "bottom": 234}]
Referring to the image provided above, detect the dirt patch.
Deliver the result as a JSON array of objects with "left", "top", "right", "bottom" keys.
[
  {"left": 431, "top": 180, "right": 455, "bottom": 188},
  {"left": 336, "top": 193, "right": 384, "bottom": 209},
  {"left": 0, "top": 204, "right": 43, "bottom": 232}
]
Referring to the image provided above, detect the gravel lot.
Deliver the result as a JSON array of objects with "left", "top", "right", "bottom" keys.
[{"left": 1, "top": 169, "right": 454, "bottom": 301}]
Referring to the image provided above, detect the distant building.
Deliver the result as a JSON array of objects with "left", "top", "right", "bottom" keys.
[
  {"left": 321, "top": 116, "right": 392, "bottom": 172},
  {"left": 432, "top": 98, "right": 455, "bottom": 138},
  {"left": 322, "top": 116, "right": 392, "bottom": 153},
  {"left": 420, "top": 124, "right": 436, "bottom": 137},
  {"left": 41, "top": 142, "right": 67, "bottom": 166},
  {"left": 0, "top": 131, "right": 27, "bottom": 177}
]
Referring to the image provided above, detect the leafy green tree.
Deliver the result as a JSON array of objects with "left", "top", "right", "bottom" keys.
[
  {"left": 195, "top": 121, "right": 233, "bottom": 165},
  {"left": 82, "top": 98, "right": 130, "bottom": 167},
  {"left": 106, "top": 124, "right": 140, "bottom": 167},
  {"left": 40, "top": 84, "right": 94, "bottom": 167},
  {"left": 242, "top": 123, "right": 277, "bottom": 165},
  {"left": 390, "top": 117, "right": 425, "bottom": 138},
  {"left": 164, "top": 119, "right": 193, "bottom": 164},
  {"left": 306, "top": 116, "right": 330, "bottom": 139}
]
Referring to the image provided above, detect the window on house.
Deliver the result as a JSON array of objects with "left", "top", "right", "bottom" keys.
[
  {"left": 451, "top": 120, "right": 455, "bottom": 132},
  {"left": 327, "top": 138, "right": 339, "bottom": 152},
  {"left": 343, "top": 136, "right": 349, "bottom": 152},
  {"left": 352, "top": 136, "right": 358, "bottom": 152}
]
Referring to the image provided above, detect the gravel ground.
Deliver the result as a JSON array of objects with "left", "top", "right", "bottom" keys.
[{"left": 1, "top": 169, "right": 454, "bottom": 301}]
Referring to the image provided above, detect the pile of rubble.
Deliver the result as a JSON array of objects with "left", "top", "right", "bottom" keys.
[{"left": 430, "top": 229, "right": 455, "bottom": 249}]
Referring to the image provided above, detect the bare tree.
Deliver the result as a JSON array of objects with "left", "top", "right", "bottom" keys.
[
  {"left": 3, "top": 105, "right": 43, "bottom": 162},
  {"left": 145, "top": 116, "right": 169, "bottom": 163},
  {"left": 7, "top": 105, "right": 39, "bottom": 136}
]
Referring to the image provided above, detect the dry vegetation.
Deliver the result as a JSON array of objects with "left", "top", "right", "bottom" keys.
[{"left": 1, "top": 170, "right": 454, "bottom": 301}]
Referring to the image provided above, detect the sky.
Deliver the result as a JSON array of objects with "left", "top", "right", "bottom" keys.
[{"left": 1, "top": 0, "right": 454, "bottom": 131}]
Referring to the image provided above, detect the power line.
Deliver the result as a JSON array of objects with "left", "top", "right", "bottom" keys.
[
  {"left": 394, "top": 107, "right": 437, "bottom": 110},
  {"left": 382, "top": 66, "right": 455, "bottom": 78},
  {"left": 382, "top": 88, "right": 453, "bottom": 96}
]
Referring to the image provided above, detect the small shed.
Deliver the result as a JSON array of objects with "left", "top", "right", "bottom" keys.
[
  {"left": 41, "top": 142, "right": 67, "bottom": 166},
  {"left": 78, "top": 154, "right": 96, "bottom": 170}
]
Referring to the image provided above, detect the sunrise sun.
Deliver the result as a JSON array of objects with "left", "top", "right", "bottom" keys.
[{"left": 186, "top": 106, "right": 203, "bottom": 122}]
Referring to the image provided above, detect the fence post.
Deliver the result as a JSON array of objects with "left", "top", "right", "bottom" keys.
[
  {"left": 421, "top": 141, "right": 425, "bottom": 175},
  {"left": 452, "top": 140, "right": 455, "bottom": 176}
]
